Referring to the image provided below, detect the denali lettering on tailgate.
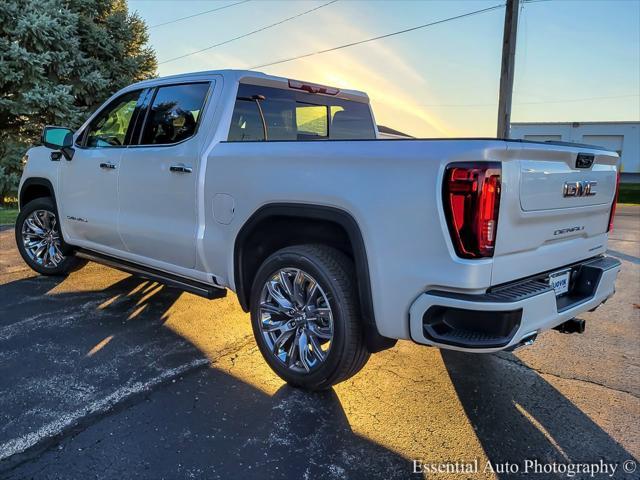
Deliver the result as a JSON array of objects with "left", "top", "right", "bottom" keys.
[{"left": 554, "top": 226, "right": 585, "bottom": 236}]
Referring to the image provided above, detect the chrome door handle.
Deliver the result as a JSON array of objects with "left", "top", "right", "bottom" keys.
[
  {"left": 99, "top": 162, "right": 116, "bottom": 170},
  {"left": 170, "top": 164, "right": 193, "bottom": 174}
]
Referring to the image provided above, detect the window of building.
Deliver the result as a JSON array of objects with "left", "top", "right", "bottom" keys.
[
  {"left": 582, "top": 135, "right": 624, "bottom": 157},
  {"left": 523, "top": 134, "right": 563, "bottom": 143}
]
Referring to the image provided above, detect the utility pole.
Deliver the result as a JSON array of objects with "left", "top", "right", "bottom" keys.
[{"left": 497, "top": 0, "right": 520, "bottom": 138}]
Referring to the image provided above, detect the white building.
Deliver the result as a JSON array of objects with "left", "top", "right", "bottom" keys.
[{"left": 510, "top": 121, "right": 640, "bottom": 173}]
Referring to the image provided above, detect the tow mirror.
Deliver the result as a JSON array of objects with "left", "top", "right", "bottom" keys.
[{"left": 42, "top": 126, "right": 75, "bottom": 161}]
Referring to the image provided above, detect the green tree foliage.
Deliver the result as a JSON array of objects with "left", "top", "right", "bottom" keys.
[{"left": 0, "top": 0, "right": 156, "bottom": 202}]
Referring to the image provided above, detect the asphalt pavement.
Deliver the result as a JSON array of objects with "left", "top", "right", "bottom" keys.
[{"left": 0, "top": 207, "right": 638, "bottom": 479}]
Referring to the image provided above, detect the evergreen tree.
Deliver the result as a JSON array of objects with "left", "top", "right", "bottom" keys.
[{"left": 0, "top": 0, "right": 157, "bottom": 203}]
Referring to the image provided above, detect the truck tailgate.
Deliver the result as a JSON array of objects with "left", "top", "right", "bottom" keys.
[{"left": 492, "top": 142, "right": 619, "bottom": 286}]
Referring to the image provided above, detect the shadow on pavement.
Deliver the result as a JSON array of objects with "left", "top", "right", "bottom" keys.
[
  {"left": 0, "top": 271, "right": 412, "bottom": 479},
  {"left": 0, "top": 274, "right": 193, "bottom": 458},
  {"left": 442, "top": 350, "right": 637, "bottom": 479},
  {"left": 2, "top": 264, "right": 636, "bottom": 479},
  {"left": 6, "top": 372, "right": 412, "bottom": 479},
  {"left": 607, "top": 248, "right": 640, "bottom": 265}
]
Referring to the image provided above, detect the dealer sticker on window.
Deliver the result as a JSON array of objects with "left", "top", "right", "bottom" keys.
[{"left": 549, "top": 270, "right": 571, "bottom": 296}]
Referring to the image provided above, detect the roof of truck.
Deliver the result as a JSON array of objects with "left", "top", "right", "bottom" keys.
[{"left": 131, "top": 69, "right": 370, "bottom": 103}]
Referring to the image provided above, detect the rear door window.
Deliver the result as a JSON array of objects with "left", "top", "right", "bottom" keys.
[{"left": 139, "top": 82, "right": 210, "bottom": 145}]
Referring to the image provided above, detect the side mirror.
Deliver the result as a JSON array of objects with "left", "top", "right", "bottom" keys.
[{"left": 42, "top": 126, "right": 75, "bottom": 160}]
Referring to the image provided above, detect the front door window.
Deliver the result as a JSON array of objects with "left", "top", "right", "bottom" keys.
[{"left": 84, "top": 90, "right": 142, "bottom": 147}]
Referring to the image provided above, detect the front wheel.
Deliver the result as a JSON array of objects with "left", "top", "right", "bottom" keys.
[
  {"left": 15, "top": 197, "right": 85, "bottom": 276},
  {"left": 250, "top": 245, "right": 370, "bottom": 390}
]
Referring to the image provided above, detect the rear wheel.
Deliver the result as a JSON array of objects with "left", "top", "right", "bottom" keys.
[
  {"left": 15, "top": 197, "right": 84, "bottom": 276},
  {"left": 250, "top": 245, "right": 370, "bottom": 390}
]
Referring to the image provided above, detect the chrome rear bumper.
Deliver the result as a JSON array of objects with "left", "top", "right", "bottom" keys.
[{"left": 409, "top": 256, "right": 621, "bottom": 352}]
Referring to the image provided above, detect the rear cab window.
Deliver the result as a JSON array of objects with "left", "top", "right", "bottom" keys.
[
  {"left": 296, "top": 104, "right": 327, "bottom": 139},
  {"left": 227, "top": 83, "right": 375, "bottom": 142}
]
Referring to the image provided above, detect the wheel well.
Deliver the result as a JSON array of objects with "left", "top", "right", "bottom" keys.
[
  {"left": 238, "top": 216, "right": 352, "bottom": 305},
  {"left": 19, "top": 179, "right": 54, "bottom": 209},
  {"left": 234, "top": 204, "right": 396, "bottom": 353}
]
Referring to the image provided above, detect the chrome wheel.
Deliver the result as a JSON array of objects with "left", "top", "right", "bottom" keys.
[
  {"left": 259, "top": 268, "right": 334, "bottom": 373},
  {"left": 21, "top": 209, "right": 65, "bottom": 269}
]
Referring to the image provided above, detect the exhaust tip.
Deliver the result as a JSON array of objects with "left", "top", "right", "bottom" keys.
[
  {"left": 554, "top": 318, "right": 586, "bottom": 334},
  {"left": 505, "top": 332, "right": 537, "bottom": 352}
]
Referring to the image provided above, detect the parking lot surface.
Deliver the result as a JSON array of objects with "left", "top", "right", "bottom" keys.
[{"left": 0, "top": 207, "right": 638, "bottom": 479}]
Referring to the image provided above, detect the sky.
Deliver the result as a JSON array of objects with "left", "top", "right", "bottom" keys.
[{"left": 129, "top": 0, "right": 640, "bottom": 137}]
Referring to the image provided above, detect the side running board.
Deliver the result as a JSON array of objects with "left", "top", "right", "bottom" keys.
[{"left": 75, "top": 249, "right": 227, "bottom": 300}]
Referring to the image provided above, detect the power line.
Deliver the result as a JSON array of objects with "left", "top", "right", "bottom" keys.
[
  {"left": 417, "top": 94, "right": 639, "bottom": 108},
  {"left": 150, "top": 0, "right": 250, "bottom": 29},
  {"left": 517, "top": 93, "right": 639, "bottom": 105},
  {"left": 158, "top": 0, "right": 339, "bottom": 65},
  {"left": 249, "top": 3, "right": 506, "bottom": 69}
]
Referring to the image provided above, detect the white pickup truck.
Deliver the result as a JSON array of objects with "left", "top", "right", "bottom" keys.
[{"left": 16, "top": 69, "right": 621, "bottom": 390}]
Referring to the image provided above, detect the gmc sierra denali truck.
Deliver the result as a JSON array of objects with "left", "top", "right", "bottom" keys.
[{"left": 16, "top": 70, "right": 621, "bottom": 390}]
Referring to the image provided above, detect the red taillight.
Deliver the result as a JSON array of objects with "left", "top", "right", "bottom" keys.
[
  {"left": 607, "top": 170, "right": 620, "bottom": 232},
  {"left": 443, "top": 162, "right": 502, "bottom": 258}
]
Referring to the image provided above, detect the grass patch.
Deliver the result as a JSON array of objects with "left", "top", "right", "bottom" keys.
[
  {"left": 619, "top": 183, "right": 640, "bottom": 205},
  {"left": 0, "top": 207, "right": 18, "bottom": 225}
]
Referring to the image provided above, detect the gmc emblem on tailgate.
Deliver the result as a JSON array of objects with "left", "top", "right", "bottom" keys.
[{"left": 563, "top": 180, "right": 597, "bottom": 197}]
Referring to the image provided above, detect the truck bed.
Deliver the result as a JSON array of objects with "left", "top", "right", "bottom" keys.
[{"left": 203, "top": 137, "right": 618, "bottom": 340}]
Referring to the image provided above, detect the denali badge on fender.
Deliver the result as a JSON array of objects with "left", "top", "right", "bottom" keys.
[{"left": 563, "top": 180, "right": 597, "bottom": 197}]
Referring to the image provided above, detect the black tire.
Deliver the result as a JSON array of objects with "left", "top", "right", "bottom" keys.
[
  {"left": 250, "top": 244, "right": 370, "bottom": 390},
  {"left": 15, "top": 197, "right": 85, "bottom": 276}
]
